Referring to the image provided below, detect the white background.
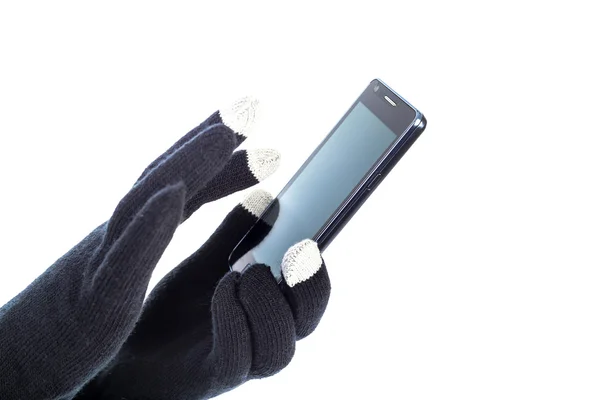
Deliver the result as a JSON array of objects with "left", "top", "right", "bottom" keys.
[{"left": 1, "top": 1, "right": 599, "bottom": 399}]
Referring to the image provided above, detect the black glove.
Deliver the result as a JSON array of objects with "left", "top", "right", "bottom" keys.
[
  {"left": 0, "top": 98, "right": 284, "bottom": 399},
  {"left": 74, "top": 187, "right": 331, "bottom": 400}
]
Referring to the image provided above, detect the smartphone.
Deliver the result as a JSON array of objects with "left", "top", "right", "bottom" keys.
[{"left": 230, "top": 79, "right": 427, "bottom": 281}]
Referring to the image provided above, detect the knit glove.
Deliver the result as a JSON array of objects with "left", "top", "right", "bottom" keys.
[
  {"left": 74, "top": 188, "right": 331, "bottom": 400},
  {"left": 0, "top": 97, "right": 281, "bottom": 400}
]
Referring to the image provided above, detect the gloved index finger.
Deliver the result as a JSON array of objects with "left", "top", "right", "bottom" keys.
[
  {"left": 136, "top": 96, "right": 259, "bottom": 184},
  {"left": 182, "top": 149, "right": 280, "bottom": 221}
]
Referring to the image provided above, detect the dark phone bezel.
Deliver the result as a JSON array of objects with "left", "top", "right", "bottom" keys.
[
  {"left": 229, "top": 79, "right": 426, "bottom": 272},
  {"left": 317, "top": 80, "right": 427, "bottom": 248}
]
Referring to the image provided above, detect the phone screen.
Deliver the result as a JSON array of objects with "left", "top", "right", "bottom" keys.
[{"left": 230, "top": 82, "right": 419, "bottom": 280}]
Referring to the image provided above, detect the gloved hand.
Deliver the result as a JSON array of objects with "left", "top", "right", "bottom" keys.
[
  {"left": 0, "top": 98, "right": 284, "bottom": 399},
  {"left": 73, "top": 188, "right": 331, "bottom": 400}
]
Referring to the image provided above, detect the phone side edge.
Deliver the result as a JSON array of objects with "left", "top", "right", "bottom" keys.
[{"left": 316, "top": 112, "right": 427, "bottom": 250}]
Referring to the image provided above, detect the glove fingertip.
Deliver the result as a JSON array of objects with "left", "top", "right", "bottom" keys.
[
  {"left": 282, "top": 239, "right": 322, "bottom": 288},
  {"left": 218, "top": 96, "right": 259, "bottom": 139},
  {"left": 241, "top": 188, "right": 273, "bottom": 218},
  {"left": 246, "top": 149, "right": 280, "bottom": 182}
]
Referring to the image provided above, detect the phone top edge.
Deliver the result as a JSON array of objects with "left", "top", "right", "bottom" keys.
[{"left": 372, "top": 78, "right": 425, "bottom": 120}]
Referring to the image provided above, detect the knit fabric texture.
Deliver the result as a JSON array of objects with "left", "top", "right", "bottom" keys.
[
  {"left": 0, "top": 98, "right": 330, "bottom": 400},
  {"left": 0, "top": 122, "right": 238, "bottom": 399}
]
